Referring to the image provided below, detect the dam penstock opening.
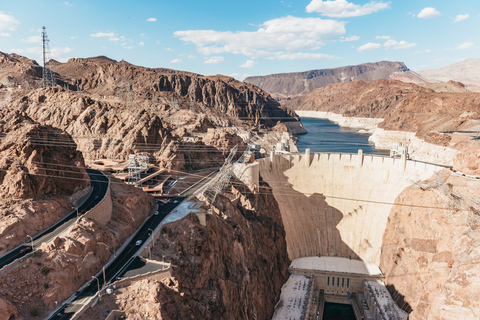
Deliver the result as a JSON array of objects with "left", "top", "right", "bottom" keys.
[{"left": 254, "top": 150, "right": 447, "bottom": 319}]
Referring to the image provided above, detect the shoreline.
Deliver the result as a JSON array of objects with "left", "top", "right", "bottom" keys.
[{"left": 295, "top": 110, "right": 458, "bottom": 166}]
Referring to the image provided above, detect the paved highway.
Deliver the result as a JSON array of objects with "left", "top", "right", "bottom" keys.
[
  {"left": 47, "top": 197, "right": 183, "bottom": 320},
  {"left": 0, "top": 169, "right": 108, "bottom": 270}
]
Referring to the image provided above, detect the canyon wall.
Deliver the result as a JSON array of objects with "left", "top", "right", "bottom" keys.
[{"left": 258, "top": 152, "right": 445, "bottom": 266}]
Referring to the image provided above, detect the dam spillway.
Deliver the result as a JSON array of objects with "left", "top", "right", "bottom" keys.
[{"left": 257, "top": 151, "right": 446, "bottom": 266}]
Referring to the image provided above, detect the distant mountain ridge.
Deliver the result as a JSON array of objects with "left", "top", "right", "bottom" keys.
[
  {"left": 418, "top": 59, "right": 480, "bottom": 89},
  {"left": 244, "top": 61, "right": 427, "bottom": 100}
]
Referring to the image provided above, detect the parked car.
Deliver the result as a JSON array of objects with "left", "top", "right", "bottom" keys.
[
  {"left": 154, "top": 211, "right": 159, "bottom": 215},
  {"left": 94, "top": 196, "right": 99, "bottom": 201},
  {"left": 135, "top": 240, "right": 142, "bottom": 246},
  {"left": 19, "top": 247, "right": 32, "bottom": 254}
]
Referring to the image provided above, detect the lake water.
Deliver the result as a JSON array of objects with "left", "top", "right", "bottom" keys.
[{"left": 295, "top": 117, "right": 389, "bottom": 156}]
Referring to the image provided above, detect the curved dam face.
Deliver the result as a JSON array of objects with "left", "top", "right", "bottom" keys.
[{"left": 258, "top": 152, "right": 445, "bottom": 266}]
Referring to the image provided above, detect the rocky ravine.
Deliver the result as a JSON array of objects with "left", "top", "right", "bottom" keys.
[
  {"left": 245, "top": 61, "right": 427, "bottom": 101},
  {"left": 81, "top": 180, "right": 290, "bottom": 320}
]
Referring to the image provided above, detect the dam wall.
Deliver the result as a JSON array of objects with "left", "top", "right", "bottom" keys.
[{"left": 258, "top": 152, "right": 446, "bottom": 266}]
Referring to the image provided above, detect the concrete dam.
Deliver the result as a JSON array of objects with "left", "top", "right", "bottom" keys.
[{"left": 258, "top": 151, "right": 444, "bottom": 266}]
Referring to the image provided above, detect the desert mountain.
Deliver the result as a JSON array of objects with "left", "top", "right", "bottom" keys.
[
  {"left": 418, "top": 59, "right": 480, "bottom": 91},
  {"left": 244, "top": 61, "right": 427, "bottom": 100},
  {"left": 285, "top": 79, "right": 480, "bottom": 142},
  {"left": 0, "top": 52, "right": 304, "bottom": 170}
]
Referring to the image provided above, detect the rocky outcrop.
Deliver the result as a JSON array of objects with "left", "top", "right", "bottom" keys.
[
  {"left": 245, "top": 61, "right": 427, "bottom": 100},
  {"left": 80, "top": 180, "right": 289, "bottom": 320},
  {"left": 0, "top": 110, "right": 90, "bottom": 253},
  {"left": 0, "top": 110, "right": 89, "bottom": 199},
  {"left": 0, "top": 52, "right": 42, "bottom": 88},
  {"left": 380, "top": 171, "right": 480, "bottom": 319}
]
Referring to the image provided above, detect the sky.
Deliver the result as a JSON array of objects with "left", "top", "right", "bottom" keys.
[{"left": 0, "top": 0, "right": 479, "bottom": 80}]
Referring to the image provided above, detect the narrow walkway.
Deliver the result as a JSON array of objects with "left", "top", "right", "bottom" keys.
[{"left": 350, "top": 296, "right": 363, "bottom": 320}]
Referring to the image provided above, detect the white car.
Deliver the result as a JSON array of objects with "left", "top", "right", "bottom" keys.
[
  {"left": 154, "top": 211, "right": 159, "bottom": 215},
  {"left": 135, "top": 240, "right": 142, "bottom": 246}
]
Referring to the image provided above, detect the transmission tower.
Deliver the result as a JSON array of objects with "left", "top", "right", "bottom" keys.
[
  {"left": 42, "top": 26, "right": 56, "bottom": 88},
  {"left": 127, "top": 154, "right": 149, "bottom": 187},
  {"left": 202, "top": 145, "right": 238, "bottom": 204}
]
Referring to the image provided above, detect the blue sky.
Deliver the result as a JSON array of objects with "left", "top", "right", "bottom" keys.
[{"left": 0, "top": 0, "right": 479, "bottom": 80}]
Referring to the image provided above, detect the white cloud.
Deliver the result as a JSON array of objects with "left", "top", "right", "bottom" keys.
[
  {"left": 122, "top": 46, "right": 134, "bottom": 50},
  {"left": 109, "top": 37, "right": 120, "bottom": 41},
  {"left": 454, "top": 14, "right": 469, "bottom": 22},
  {"left": 453, "top": 42, "right": 474, "bottom": 50},
  {"left": 1, "top": 32, "right": 11, "bottom": 37},
  {"left": 417, "top": 7, "right": 440, "bottom": 19},
  {"left": 140, "top": 33, "right": 145, "bottom": 36},
  {"left": 139, "top": 41, "right": 145, "bottom": 46},
  {"left": 175, "top": 16, "right": 346, "bottom": 60},
  {"left": 383, "top": 39, "right": 416, "bottom": 49},
  {"left": 339, "top": 35, "right": 360, "bottom": 42},
  {"left": 240, "top": 60, "right": 257, "bottom": 68},
  {"left": 357, "top": 42, "right": 381, "bottom": 52},
  {"left": 0, "top": 11, "right": 19, "bottom": 32},
  {"left": 70, "top": 36, "right": 77, "bottom": 39},
  {"left": 306, "top": 0, "right": 390, "bottom": 18},
  {"left": 188, "top": 54, "right": 196, "bottom": 59},
  {"left": 165, "top": 47, "right": 174, "bottom": 52},
  {"left": 90, "top": 32, "right": 115, "bottom": 38},
  {"left": 204, "top": 56, "right": 225, "bottom": 64},
  {"left": 147, "top": 18, "right": 156, "bottom": 22},
  {"left": 376, "top": 35, "right": 390, "bottom": 40},
  {"left": 171, "top": 58, "right": 182, "bottom": 63},
  {"left": 65, "top": 2, "right": 73, "bottom": 6},
  {"left": 22, "top": 35, "right": 42, "bottom": 43}
]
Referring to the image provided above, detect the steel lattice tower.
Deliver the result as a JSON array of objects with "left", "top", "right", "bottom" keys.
[{"left": 42, "top": 26, "right": 56, "bottom": 88}]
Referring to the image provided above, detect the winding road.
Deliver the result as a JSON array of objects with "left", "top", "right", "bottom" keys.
[
  {"left": 0, "top": 169, "right": 108, "bottom": 270},
  {"left": 47, "top": 197, "right": 183, "bottom": 320}
]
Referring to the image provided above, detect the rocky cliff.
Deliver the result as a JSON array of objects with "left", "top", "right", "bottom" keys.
[
  {"left": 80, "top": 179, "right": 290, "bottom": 320},
  {"left": 244, "top": 61, "right": 427, "bottom": 100},
  {"left": 380, "top": 169, "right": 480, "bottom": 320}
]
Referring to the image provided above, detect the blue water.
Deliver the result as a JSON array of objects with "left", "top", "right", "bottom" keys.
[{"left": 295, "top": 117, "right": 389, "bottom": 156}]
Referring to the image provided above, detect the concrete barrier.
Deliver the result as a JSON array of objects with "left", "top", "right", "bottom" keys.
[{"left": 258, "top": 152, "right": 447, "bottom": 266}]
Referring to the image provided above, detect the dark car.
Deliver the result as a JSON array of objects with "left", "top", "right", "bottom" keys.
[
  {"left": 94, "top": 196, "right": 99, "bottom": 201},
  {"left": 19, "top": 247, "right": 32, "bottom": 254}
]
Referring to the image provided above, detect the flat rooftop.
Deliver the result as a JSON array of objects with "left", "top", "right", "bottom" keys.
[{"left": 290, "top": 256, "right": 383, "bottom": 276}]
